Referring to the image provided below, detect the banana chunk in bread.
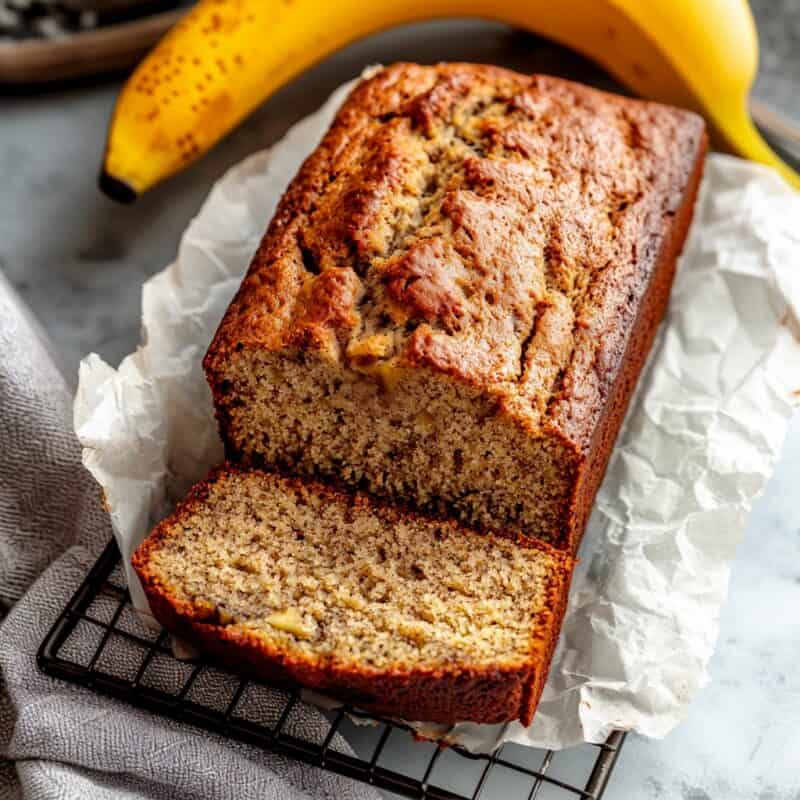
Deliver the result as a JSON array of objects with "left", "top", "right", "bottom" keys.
[
  {"left": 133, "top": 466, "right": 572, "bottom": 725},
  {"left": 204, "top": 63, "right": 707, "bottom": 552}
]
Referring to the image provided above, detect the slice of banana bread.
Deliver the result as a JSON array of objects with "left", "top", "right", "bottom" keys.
[
  {"left": 132, "top": 465, "right": 572, "bottom": 725},
  {"left": 204, "top": 63, "right": 707, "bottom": 553}
]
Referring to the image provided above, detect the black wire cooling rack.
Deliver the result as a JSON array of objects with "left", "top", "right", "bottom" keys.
[{"left": 38, "top": 539, "right": 626, "bottom": 800}]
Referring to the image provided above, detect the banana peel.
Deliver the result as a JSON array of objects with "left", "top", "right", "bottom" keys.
[{"left": 100, "top": 0, "right": 800, "bottom": 200}]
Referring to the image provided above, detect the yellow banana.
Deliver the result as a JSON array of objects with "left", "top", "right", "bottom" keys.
[{"left": 100, "top": 0, "right": 799, "bottom": 201}]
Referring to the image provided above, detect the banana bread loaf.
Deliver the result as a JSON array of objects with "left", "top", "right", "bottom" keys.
[
  {"left": 133, "top": 465, "right": 572, "bottom": 725},
  {"left": 204, "top": 62, "right": 707, "bottom": 553}
]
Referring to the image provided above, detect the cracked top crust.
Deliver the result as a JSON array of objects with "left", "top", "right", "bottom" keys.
[{"left": 205, "top": 63, "right": 706, "bottom": 452}]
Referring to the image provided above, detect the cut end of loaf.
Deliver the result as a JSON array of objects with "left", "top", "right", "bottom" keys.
[
  {"left": 133, "top": 466, "right": 572, "bottom": 724},
  {"left": 208, "top": 351, "right": 579, "bottom": 548}
]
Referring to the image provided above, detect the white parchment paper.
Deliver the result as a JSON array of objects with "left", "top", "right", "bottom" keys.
[{"left": 74, "top": 75, "right": 800, "bottom": 751}]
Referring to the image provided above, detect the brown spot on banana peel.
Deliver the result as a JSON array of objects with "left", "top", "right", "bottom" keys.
[{"left": 195, "top": 91, "right": 235, "bottom": 141}]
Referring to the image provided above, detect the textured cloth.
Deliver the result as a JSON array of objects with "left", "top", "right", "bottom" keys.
[{"left": 0, "top": 271, "right": 379, "bottom": 800}]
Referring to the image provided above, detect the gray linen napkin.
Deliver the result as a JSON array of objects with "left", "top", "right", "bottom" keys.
[{"left": 0, "top": 271, "right": 380, "bottom": 800}]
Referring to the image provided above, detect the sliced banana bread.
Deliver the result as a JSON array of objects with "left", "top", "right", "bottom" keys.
[
  {"left": 132, "top": 465, "right": 572, "bottom": 725},
  {"left": 203, "top": 62, "right": 707, "bottom": 553}
]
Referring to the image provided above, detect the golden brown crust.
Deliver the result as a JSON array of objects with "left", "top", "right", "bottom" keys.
[
  {"left": 205, "top": 63, "right": 705, "bottom": 436},
  {"left": 563, "top": 134, "right": 707, "bottom": 550},
  {"left": 133, "top": 465, "right": 572, "bottom": 726}
]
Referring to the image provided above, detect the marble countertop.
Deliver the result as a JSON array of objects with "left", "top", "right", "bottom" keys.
[{"left": 1, "top": 3, "right": 798, "bottom": 798}]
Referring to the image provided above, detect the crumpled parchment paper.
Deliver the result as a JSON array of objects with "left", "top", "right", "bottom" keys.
[{"left": 74, "top": 74, "right": 800, "bottom": 752}]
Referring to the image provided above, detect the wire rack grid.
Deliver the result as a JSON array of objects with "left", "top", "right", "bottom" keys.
[{"left": 37, "top": 539, "right": 626, "bottom": 800}]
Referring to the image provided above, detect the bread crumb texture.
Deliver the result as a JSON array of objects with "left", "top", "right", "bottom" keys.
[{"left": 135, "top": 469, "right": 568, "bottom": 672}]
